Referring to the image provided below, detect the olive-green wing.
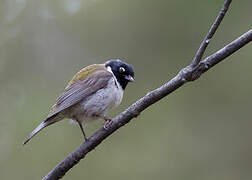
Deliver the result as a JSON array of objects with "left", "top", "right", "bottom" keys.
[{"left": 47, "top": 68, "right": 112, "bottom": 119}]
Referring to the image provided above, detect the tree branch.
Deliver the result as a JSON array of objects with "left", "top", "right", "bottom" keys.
[
  {"left": 191, "top": 0, "right": 232, "bottom": 68},
  {"left": 42, "top": 1, "right": 252, "bottom": 179},
  {"left": 43, "top": 28, "right": 252, "bottom": 180}
]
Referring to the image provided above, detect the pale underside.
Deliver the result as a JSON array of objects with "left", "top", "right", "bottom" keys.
[{"left": 65, "top": 77, "right": 123, "bottom": 124}]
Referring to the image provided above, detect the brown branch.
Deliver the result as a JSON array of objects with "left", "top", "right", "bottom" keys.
[
  {"left": 191, "top": 0, "right": 232, "bottom": 68},
  {"left": 42, "top": 29, "right": 252, "bottom": 180},
  {"left": 42, "top": 1, "right": 252, "bottom": 179}
]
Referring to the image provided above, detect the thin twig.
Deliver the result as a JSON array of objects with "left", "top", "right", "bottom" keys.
[
  {"left": 190, "top": 0, "right": 232, "bottom": 68},
  {"left": 43, "top": 29, "right": 252, "bottom": 180}
]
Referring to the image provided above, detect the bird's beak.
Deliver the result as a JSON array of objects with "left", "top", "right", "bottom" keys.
[{"left": 125, "top": 75, "right": 134, "bottom": 82}]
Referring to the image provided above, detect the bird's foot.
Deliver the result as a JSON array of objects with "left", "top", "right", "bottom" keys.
[{"left": 103, "top": 117, "right": 113, "bottom": 130}]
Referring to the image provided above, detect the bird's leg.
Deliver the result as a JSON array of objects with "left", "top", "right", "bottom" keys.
[{"left": 77, "top": 121, "right": 89, "bottom": 142}]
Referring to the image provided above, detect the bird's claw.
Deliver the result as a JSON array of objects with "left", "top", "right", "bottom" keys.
[{"left": 103, "top": 119, "right": 113, "bottom": 130}]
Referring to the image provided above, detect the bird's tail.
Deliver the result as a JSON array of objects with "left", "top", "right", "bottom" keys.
[{"left": 23, "top": 115, "right": 60, "bottom": 145}]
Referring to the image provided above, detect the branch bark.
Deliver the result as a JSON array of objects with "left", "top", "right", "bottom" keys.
[
  {"left": 191, "top": 0, "right": 232, "bottom": 67},
  {"left": 42, "top": 0, "right": 252, "bottom": 179}
]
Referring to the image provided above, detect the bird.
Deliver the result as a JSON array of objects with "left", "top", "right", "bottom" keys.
[{"left": 23, "top": 59, "right": 134, "bottom": 145}]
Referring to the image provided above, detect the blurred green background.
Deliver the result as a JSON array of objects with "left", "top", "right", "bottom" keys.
[{"left": 0, "top": 0, "right": 252, "bottom": 179}]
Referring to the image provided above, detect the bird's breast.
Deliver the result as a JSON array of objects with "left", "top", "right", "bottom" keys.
[
  {"left": 92, "top": 77, "right": 124, "bottom": 109},
  {"left": 70, "top": 77, "right": 123, "bottom": 123}
]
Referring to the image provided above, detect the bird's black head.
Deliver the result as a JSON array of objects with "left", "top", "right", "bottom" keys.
[{"left": 105, "top": 59, "right": 134, "bottom": 90}]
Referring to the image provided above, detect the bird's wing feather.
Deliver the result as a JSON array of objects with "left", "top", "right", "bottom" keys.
[{"left": 47, "top": 67, "right": 112, "bottom": 119}]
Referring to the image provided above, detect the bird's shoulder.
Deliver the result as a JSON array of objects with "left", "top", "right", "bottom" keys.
[{"left": 65, "top": 64, "right": 108, "bottom": 89}]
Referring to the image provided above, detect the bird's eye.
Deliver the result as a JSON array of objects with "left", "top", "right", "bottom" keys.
[{"left": 119, "top": 66, "right": 125, "bottom": 73}]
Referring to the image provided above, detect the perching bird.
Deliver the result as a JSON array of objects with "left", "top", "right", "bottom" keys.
[{"left": 23, "top": 59, "right": 134, "bottom": 145}]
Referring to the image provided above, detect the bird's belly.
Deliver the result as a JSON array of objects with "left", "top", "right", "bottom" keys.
[{"left": 69, "top": 79, "right": 123, "bottom": 123}]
